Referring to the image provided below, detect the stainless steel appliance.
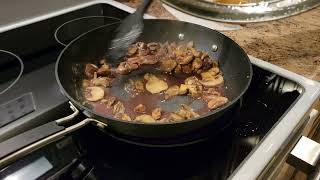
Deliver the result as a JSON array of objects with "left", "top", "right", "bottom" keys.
[{"left": 0, "top": 1, "right": 319, "bottom": 179}]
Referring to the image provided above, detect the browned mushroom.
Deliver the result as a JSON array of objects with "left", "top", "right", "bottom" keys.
[
  {"left": 200, "top": 75, "right": 224, "bottom": 87},
  {"left": 115, "top": 113, "right": 132, "bottom": 121},
  {"left": 181, "top": 64, "right": 193, "bottom": 74},
  {"left": 134, "top": 104, "right": 146, "bottom": 113},
  {"left": 92, "top": 76, "right": 113, "bottom": 87},
  {"left": 101, "top": 96, "right": 117, "bottom": 107},
  {"left": 200, "top": 67, "right": 220, "bottom": 80},
  {"left": 164, "top": 85, "right": 180, "bottom": 99},
  {"left": 97, "top": 63, "right": 111, "bottom": 76},
  {"left": 192, "top": 58, "right": 203, "bottom": 71},
  {"left": 179, "top": 84, "right": 188, "bottom": 95},
  {"left": 176, "top": 104, "right": 200, "bottom": 119},
  {"left": 169, "top": 113, "right": 184, "bottom": 121},
  {"left": 151, "top": 107, "right": 162, "bottom": 120},
  {"left": 82, "top": 79, "right": 91, "bottom": 88},
  {"left": 129, "top": 79, "right": 145, "bottom": 92},
  {"left": 84, "top": 86, "right": 104, "bottom": 102},
  {"left": 116, "top": 62, "right": 139, "bottom": 75},
  {"left": 113, "top": 101, "right": 125, "bottom": 114},
  {"left": 85, "top": 64, "right": 98, "bottom": 78},
  {"left": 135, "top": 114, "right": 156, "bottom": 123},
  {"left": 177, "top": 54, "right": 194, "bottom": 65},
  {"left": 145, "top": 74, "right": 168, "bottom": 94},
  {"left": 127, "top": 46, "right": 138, "bottom": 56},
  {"left": 208, "top": 96, "right": 228, "bottom": 110},
  {"left": 161, "top": 59, "right": 177, "bottom": 72},
  {"left": 191, "top": 48, "right": 202, "bottom": 58},
  {"left": 147, "top": 42, "right": 160, "bottom": 51}
]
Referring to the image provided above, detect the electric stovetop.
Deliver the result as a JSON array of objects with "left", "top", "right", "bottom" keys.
[{"left": 0, "top": 2, "right": 312, "bottom": 180}]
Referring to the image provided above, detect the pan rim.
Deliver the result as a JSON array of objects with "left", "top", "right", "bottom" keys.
[{"left": 55, "top": 19, "right": 253, "bottom": 126}]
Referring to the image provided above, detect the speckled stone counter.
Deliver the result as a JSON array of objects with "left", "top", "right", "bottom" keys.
[{"left": 117, "top": 0, "right": 320, "bottom": 81}]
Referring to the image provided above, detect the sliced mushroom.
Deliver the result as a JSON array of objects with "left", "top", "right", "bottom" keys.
[
  {"left": 115, "top": 113, "right": 132, "bottom": 121},
  {"left": 202, "top": 57, "right": 214, "bottom": 70},
  {"left": 134, "top": 104, "right": 146, "bottom": 113},
  {"left": 147, "top": 42, "right": 160, "bottom": 51},
  {"left": 97, "top": 63, "right": 111, "bottom": 76},
  {"left": 141, "top": 55, "right": 158, "bottom": 65},
  {"left": 164, "top": 85, "right": 180, "bottom": 99},
  {"left": 145, "top": 74, "right": 168, "bottom": 94},
  {"left": 82, "top": 79, "right": 91, "bottom": 88},
  {"left": 208, "top": 96, "right": 228, "bottom": 110},
  {"left": 187, "top": 84, "right": 203, "bottom": 97},
  {"left": 176, "top": 104, "right": 200, "bottom": 119},
  {"left": 127, "top": 46, "right": 138, "bottom": 56},
  {"left": 200, "top": 75, "right": 224, "bottom": 87},
  {"left": 138, "top": 48, "right": 150, "bottom": 56},
  {"left": 181, "top": 64, "right": 192, "bottom": 74},
  {"left": 84, "top": 86, "right": 104, "bottom": 102},
  {"left": 200, "top": 67, "right": 220, "bottom": 80},
  {"left": 117, "top": 62, "right": 139, "bottom": 75},
  {"left": 169, "top": 113, "right": 184, "bottom": 121},
  {"left": 200, "top": 52, "right": 209, "bottom": 60},
  {"left": 192, "top": 58, "right": 203, "bottom": 71},
  {"left": 191, "top": 48, "right": 202, "bottom": 58},
  {"left": 151, "top": 108, "right": 162, "bottom": 120},
  {"left": 144, "top": 73, "right": 151, "bottom": 81},
  {"left": 179, "top": 84, "right": 188, "bottom": 95},
  {"left": 85, "top": 64, "right": 98, "bottom": 78},
  {"left": 161, "top": 59, "right": 177, "bottom": 72},
  {"left": 185, "top": 76, "right": 201, "bottom": 85},
  {"left": 113, "top": 101, "right": 125, "bottom": 114},
  {"left": 177, "top": 54, "right": 194, "bottom": 65},
  {"left": 136, "top": 42, "right": 147, "bottom": 49},
  {"left": 129, "top": 79, "right": 145, "bottom": 92},
  {"left": 101, "top": 96, "right": 117, "bottom": 107},
  {"left": 92, "top": 76, "right": 113, "bottom": 87},
  {"left": 135, "top": 114, "right": 156, "bottom": 123}
]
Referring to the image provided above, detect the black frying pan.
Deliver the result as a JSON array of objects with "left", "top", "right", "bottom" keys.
[
  {"left": 56, "top": 19, "right": 252, "bottom": 138},
  {"left": 0, "top": 19, "right": 252, "bottom": 168}
]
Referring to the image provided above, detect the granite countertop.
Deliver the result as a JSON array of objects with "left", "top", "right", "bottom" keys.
[{"left": 117, "top": 0, "right": 320, "bottom": 81}]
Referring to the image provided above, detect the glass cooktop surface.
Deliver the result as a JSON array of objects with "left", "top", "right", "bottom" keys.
[{"left": 0, "top": 3, "right": 302, "bottom": 180}]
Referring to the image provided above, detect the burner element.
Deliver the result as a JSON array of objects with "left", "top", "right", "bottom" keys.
[
  {"left": 54, "top": 16, "right": 120, "bottom": 46},
  {"left": 0, "top": 50, "right": 24, "bottom": 95}
]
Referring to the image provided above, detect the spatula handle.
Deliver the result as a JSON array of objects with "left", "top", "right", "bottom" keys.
[{"left": 135, "top": 0, "right": 152, "bottom": 17}]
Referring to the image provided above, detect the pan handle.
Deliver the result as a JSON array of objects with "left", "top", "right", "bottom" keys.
[{"left": 0, "top": 102, "right": 107, "bottom": 169}]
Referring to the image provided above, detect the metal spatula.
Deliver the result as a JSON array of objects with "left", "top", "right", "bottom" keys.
[{"left": 106, "top": 0, "right": 152, "bottom": 64}]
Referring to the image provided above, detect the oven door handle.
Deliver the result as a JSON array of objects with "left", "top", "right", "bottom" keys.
[
  {"left": 286, "top": 136, "right": 320, "bottom": 180},
  {"left": 0, "top": 102, "right": 107, "bottom": 169}
]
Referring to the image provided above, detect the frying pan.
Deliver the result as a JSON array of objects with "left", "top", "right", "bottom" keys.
[{"left": 0, "top": 19, "right": 252, "bottom": 168}]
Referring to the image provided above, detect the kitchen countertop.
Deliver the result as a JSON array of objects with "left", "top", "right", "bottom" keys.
[{"left": 117, "top": 0, "right": 320, "bottom": 81}]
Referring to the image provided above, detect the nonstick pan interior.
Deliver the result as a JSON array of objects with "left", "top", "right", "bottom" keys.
[{"left": 56, "top": 19, "right": 252, "bottom": 138}]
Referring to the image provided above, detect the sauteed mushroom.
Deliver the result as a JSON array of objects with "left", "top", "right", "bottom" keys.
[
  {"left": 134, "top": 104, "right": 146, "bottom": 113},
  {"left": 151, "top": 107, "right": 162, "bottom": 120},
  {"left": 84, "top": 86, "right": 104, "bottom": 102},
  {"left": 81, "top": 41, "right": 229, "bottom": 123},
  {"left": 145, "top": 74, "right": 168, "bottom": 94},
  {"left": 135, "top": 114, "right": 156, "bottom": 123}
]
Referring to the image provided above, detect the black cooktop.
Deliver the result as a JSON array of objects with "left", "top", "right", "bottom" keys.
[{"left": 0, "top": 3, "right": 302, "bottom": 180}]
